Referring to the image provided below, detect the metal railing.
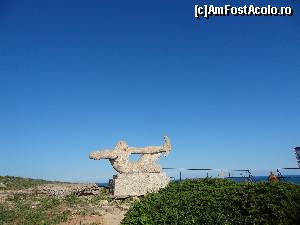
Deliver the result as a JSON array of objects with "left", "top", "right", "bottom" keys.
[
  {"left": 277, "top": 167, "right": 300, "bottom": 182},
  {"left": 163, "top": 168, "right": 255, "bottom": 182}
]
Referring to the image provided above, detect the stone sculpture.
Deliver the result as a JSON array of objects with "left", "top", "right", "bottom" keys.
[{"left": 89, "top": 136, "right": 171, "bottom": 197}]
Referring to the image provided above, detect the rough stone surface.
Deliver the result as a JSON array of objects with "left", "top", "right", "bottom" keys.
[
  {"left": 89, "top": 136, "right": 172, "bottom": 197},
  {"left": 110, "top": 173, "right": 170, "bottom": 197},
  {"left": 37, "top": 183, "right": 100, "bottom": 198}
]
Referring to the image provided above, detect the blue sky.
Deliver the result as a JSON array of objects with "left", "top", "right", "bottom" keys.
[{"left": 0, "top": 0, "right": 299, "bottom": 182}]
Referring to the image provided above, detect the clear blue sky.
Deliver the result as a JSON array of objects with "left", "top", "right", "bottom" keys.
[{"left": 0, "top": 0, "right": 299, "bottom": 182}]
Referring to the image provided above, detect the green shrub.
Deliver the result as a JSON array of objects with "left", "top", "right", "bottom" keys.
[{"left": 121, "top": 179, "right": 300, "bottom": 225}]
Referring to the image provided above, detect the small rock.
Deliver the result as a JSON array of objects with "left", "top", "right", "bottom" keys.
[
  {"left": 0, "top": 183, "right": 6, "bottom": 188},
  {"left": 99, "top": 200, "right": 109, "bottom": 206},
  {"left": 132, "top": 196, "right": 140, "bottom": 201}
]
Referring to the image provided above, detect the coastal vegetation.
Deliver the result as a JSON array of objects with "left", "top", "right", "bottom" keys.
[
  {"left": 122, "top": 178, "right": 300, "bottom": 225},
  {"left": 2, "top": 176, "right": 300, "bottom": 225},
  {"left": 0, "top": 176, "right": 58, "bottom": 190},
  {"left": 0, "top": 176, "right": 129, "bottom": 225}
]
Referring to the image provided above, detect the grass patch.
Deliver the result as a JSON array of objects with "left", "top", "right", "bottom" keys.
[
  {"left": 0, "top": 176, "right": 113, "bottom": 225},
  {"left": 0, "top": 193, "right": 71, "bottom": 225},
  {"left": 0, "top": 176, "right": 58, "bottom": 190}
]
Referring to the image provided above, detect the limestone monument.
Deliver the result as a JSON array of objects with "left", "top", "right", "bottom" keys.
[{"left": 89, "top": 136, "right": 171, "bottom": 197}]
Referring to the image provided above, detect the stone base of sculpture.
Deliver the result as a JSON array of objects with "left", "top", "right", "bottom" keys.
[
  {"left": 109, "top": 172, "right": 170, "bottom": 198},
  {"left": 89, "top": 136, "right": 172, "bottom": 198}
]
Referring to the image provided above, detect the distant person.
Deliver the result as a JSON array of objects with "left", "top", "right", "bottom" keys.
[{"left": 268, "top": 171, "right": 278, "bottom": 182}]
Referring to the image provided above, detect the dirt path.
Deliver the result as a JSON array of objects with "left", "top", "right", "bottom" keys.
[{"left": 58, "top": 208, "right": 126, "bottom": 225}]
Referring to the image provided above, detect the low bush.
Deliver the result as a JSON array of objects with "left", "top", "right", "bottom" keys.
[{"left": 121, "top": 179, "right": 300, "bottom": 225}]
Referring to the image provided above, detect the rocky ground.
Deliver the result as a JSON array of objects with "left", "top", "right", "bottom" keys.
[{"left": 0, "top": 176, "right": 136, "bottom": 225}]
